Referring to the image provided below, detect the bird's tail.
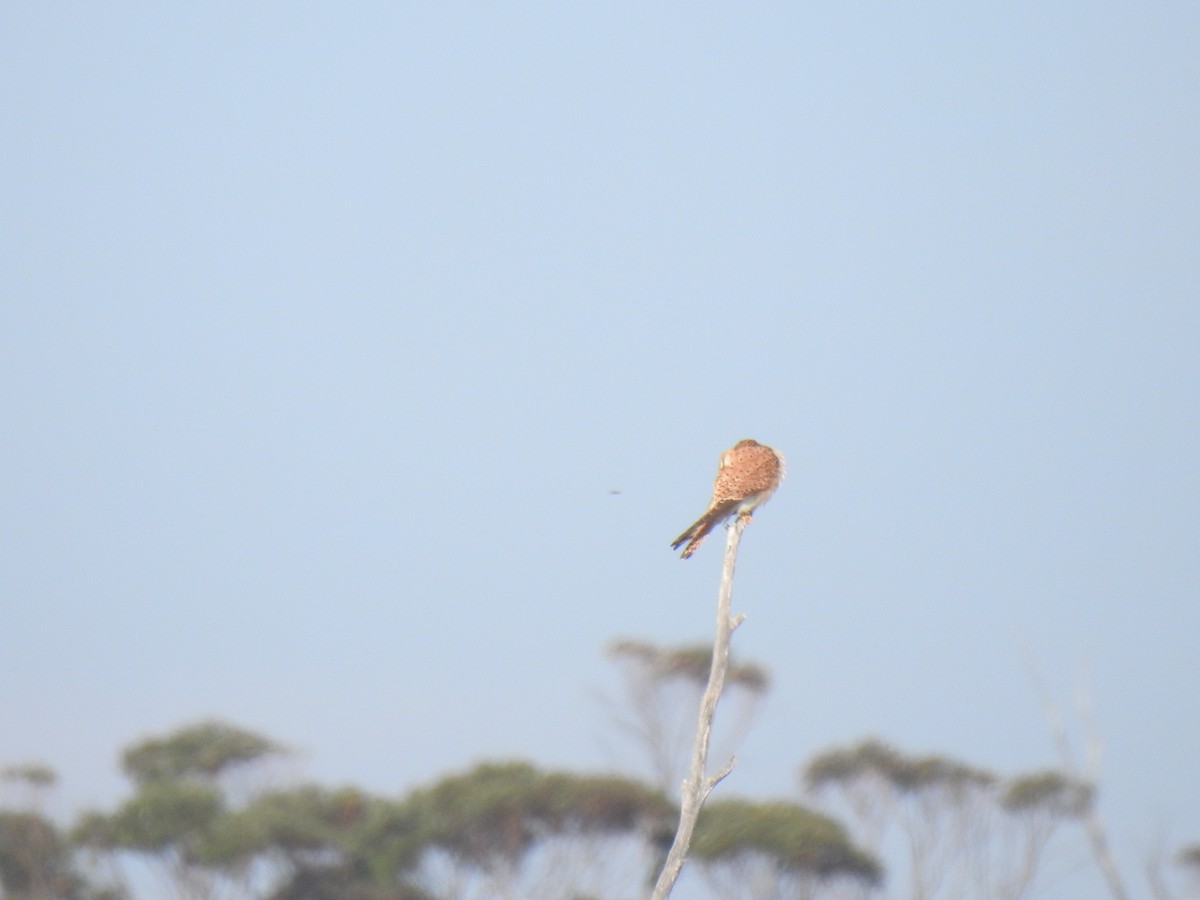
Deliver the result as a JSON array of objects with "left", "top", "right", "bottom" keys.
[{"left": 671, "top": 500, "right": 737, "bottom": 559}]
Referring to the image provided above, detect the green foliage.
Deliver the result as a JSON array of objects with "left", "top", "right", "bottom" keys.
[
  {"left": 802, "top": 739, "right": 1134, "bottom": 899},
  {"left": 1, "top": 764, "right": 58, "bottom": 788},
  {"left": 804, "top": 737, "right": 995, "bottom": 794},
  {"left": 351, "top": 794, "right": 429, "bottom": 883},
  {"left": 192, "top": 798, "right": 271, "bottom": 866},
  {"left": 73, "top": 724, "right": 676, "bottom": 898},
  {"left": 409, "top": 761, "right": 673, "bottom": 868},
  {"left": 26, "top": 717, "right": 1179, "bottom": 899},
  {"left": 231, "top": 764, "right": 672, "bottom": 896},
  {"left": 893, "top": 755, "right": 995, "bottom": 793},
  {"left": 227, "top": 786, "right": 369, "bottom": 855},
  {"left": 0, "top": 811, "right": 120, "bottom": 899},
  {"left": 535, "top": 771, "right": 675, "bottom": 833},
  {"left": 0, "top": 811, "right": 63, "bottom": 894},
  {"left": 75, "top": 725, "right": 420, "bottom": 898},
  {"left": 120, "top": 720, "right": 283, "bottom": 785},
  {"left": 607, "top": 638, "right": 770, "bottom": 692},
  {"left": 1001, "top": 770, "right": 1093, "bottom": 817},
  {"left": 70, "top": 811, "right": 117, "bottom": 849},
  {"left": 69, "top": 721, "right": 290, "bottom": 899},
  {"left": 804, "top": 737, "right": 900, "bottom": 785},
  {"left": 692, "top": 798, "right": 883, "bottom": 885},
  {"left": 77, "top": 780, "right": 224, "bottom": 854},
  {"left": 267, "top": 867, "right": 435, "bottom": 900},
  {"left": 410, "top": 760, "right": 542, "bottom": 863},
  {"left": 223, "top": 785, "right": 429, "bottom": 892}
]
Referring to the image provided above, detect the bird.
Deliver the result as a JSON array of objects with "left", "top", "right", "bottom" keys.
[{"left": 671, "top": 439, "right": 785, "bottom": 559}]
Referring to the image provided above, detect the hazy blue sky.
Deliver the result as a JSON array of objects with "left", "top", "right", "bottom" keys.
[{"left": 2, "top": 3, "right": 1198, "bottom": 897}]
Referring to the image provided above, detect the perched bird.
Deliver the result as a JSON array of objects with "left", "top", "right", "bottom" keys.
[{"left": 671, "top": 439, "right": 785, "bottom": 559}]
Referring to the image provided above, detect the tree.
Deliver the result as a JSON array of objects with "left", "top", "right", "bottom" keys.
[
  {"left": 803, "top": 739, "right": 1091, "bottom": 900},
  {"left": 3, "top": 713, "right": 1188, "bottom": 899},
  {"left": 226, "top": 786, "right": 431, "bottom": 900},
  {"left": 0, "top": 764, "right": 123, "bottom": 900},
  {"left": 73, "top": 721, "right": 286, "bottom": 899},
  {"left": 70, "top": 728, "right": 680, "bottom": 900},
  {"left": 691, "top": 798, "right": 881, "bottom": 900},
  {"left": 604, "top": 638, "right": 770, "bottom": 793},
  {"left": 119, "top": 721, "right": 283, "bottom": 787},
  {"left": 405, "top": 761, "right": 674, "bottom": 899}
]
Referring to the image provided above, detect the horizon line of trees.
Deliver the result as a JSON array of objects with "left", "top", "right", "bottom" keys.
[
  {"left": 2, "top": 720, "right": 880, "bottom": 900},
  {"left": 3, "top": 640, "right": 1198, "bottom": 899}
]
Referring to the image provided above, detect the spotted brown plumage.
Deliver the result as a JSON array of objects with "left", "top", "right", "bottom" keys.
[{"left": 671, "top": 439, "right": 785, "bottom": 559}]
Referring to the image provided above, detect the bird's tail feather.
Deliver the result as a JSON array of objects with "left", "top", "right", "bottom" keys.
[{"left": 671, "top": 500, "right": 738, "bottom": 558}]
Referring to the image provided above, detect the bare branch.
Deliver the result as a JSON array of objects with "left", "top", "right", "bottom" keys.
[
  {"left": 1022, "top": 644, "right": 1130, "bottom": 900},
  {"left": 701, "top": 758, "right": 737, "bottom": 802},
  {"left": 651, "top": 516, "right": 748, "bottom": 899}
]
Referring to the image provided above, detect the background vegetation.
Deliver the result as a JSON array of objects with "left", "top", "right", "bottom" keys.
[{"left": 2, "top": 640, "right": 1197, "bottom": 899}]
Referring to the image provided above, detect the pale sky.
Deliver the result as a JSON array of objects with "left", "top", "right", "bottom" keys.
[{"left": 2, "top": 4, "right": 1198, "bottom": 898}]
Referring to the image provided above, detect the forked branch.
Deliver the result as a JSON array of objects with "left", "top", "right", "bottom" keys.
[{"left": 651, "top": 516, "right": 748, "bottom": 899}]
